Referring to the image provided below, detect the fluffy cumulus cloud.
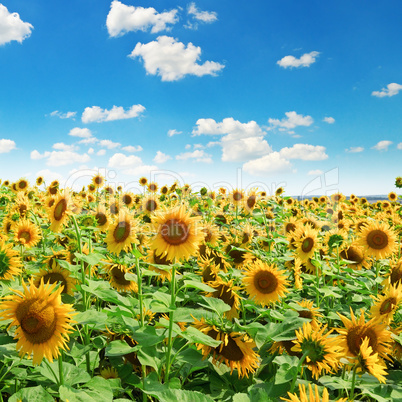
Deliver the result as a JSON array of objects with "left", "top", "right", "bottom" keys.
[
  {"left": 176, "top": 149, "right": 212, "bottom": 163},
  {"left": 243, "top": 152, "right": 293, "bottom": 175},
  {"left": 82, "top": 104, "right": 145, "bottom": 123},
  {"left": 0, "top": 139, "right": 16, "bottom": 153},
  {"left": 69, "top": 127, "right": 92, "bottom": 138},
  {"left": 372, "top": 83, "right": 402, "bottom": 98},
  {"left": 323, "top": 117, "right": 335, "bottom": 124},
  {"left": 345, "top": 146, "right": 364, "bottom": 153},
  {"left": 372, "top": 140, "right": 393, "bottom": 151},
  {"left": 153, "top": 150, "right": 171, "bottom": 163},
  {"left": 129, "top": 36, "right": 224, "bottom": 81},
  {"left": 106, "top": 0, "right": 178, "bottom": 37},
  {"left": 221, "top": 135, "right": 271, "bottom": 162},
  {"left": 52, "top": 142, "right": 78, "bottom": 152},
  {"left": 168, "top": 129, "right": 182, "bottom": 137},
  {"left": 108, "top": 152, "right": 142, "bottom": 168},
  {"left": 0, "top": 4, "right": 33, "bottom": 46},
  {"left": 99, "top": 139, "right": 121, "bottom": 149},
  {"left": 122, "top": 145, "right": 143, "bottom": 152},
  {"left": 277, "top": 51, "right": 320, "bottom": 69},
  {"left": 268, "top": 111, "right": 314, "bottom": 130},
  {"left": 186, "top": 2, "right": 217, "bottom": 28},
  {"left": 30, "top": 150, "right": 91, "bottom": 166},
  {"left": 279, "top": 144, "right": 328, "bottom": 161}
]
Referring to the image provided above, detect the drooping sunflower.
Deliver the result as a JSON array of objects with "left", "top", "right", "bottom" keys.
[
  {"left": 206, "top": 279, "right": 241, "bottom": 320},
  {"left": 291, "top": 322, "right": 342, "bottom": 379},
  {"left": 196, "top": 256, "right": 220, "bottom": 283},
  {"left": 386, "top": 258, "right": 402, "bottom": 286},
  {"left": 47, "top": 191, "right": 72, "bottom": 233},
  {"left": 105, "top": 210, "right": 138, "bottom": 255},
  {"left": 339, "top": 243, "right": 370, "bottom": 270},
  {"left": 151, "top": 204, "right": 204, "bottom": 261},
  {"left": 243, "top": 190, "right": 259, "bottom": 214},
  {"left": 294, "top": 299, "right": 323, "bottom": 329},
  {"left": 355, "top": 337, "right": 388, "bottom": 383},
  {"left": 14, "top": 219, "right": 41, "bottom": 248},
  {"left": 0, "top": 242, "right": 23, "bottom": 281},
  {"left": 224, "top": 240, "right": 253, "bottom": 268},
  {"left": 0, "top": 278, "right": 75, "bottom": 365},
  {"left": 34, "top": 265, "right": 77, "bottom": 296},
  {"left": 356, "top": 221, "right": 397, "bottom": 259},
  {"left": 92, "top": 204, "right": 111, "bottom": 232},
  {"left": 242, "top": 260, "right": 289, "bottom": 307},
  {"left": 146, "top": 249, "right": 173, "bottom": 282},
  {"left": 281, "top": 383, "right": 347, "bottom": 402},
  {"left": 193, "top": 317, "right": 260, "bottom": 378},
  {"left": 293, "top": 225, "right": 320, "bottom": 262},
  {"left": 370, "top": 283, "right": 402, "bottom": 324},
  {"left": 336, "top": 308, "right": 393, "bottom": 362},
  {"left": 103, "top": 260, "right": 138, "bottom": 293}
]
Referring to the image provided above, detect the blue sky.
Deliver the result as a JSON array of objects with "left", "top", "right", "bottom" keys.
[{"left": 0, "top": 0, "right": 401, "bottom": 196}]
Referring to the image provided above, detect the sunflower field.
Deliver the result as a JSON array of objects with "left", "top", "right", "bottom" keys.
[{"left": 0, "top": 176, "right": 401, "bottom": 402}]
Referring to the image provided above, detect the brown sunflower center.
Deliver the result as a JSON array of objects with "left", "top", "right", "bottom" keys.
[
  {"left": 379, "top": 297, "right": 396, "bottom": 315},
  {"left": 346, "top": 326, "right": 378, "bottom": 356},
  {"left": 212, "top": 284, "right": 235, "bottom": 308},
  {"left": 232, "top": 192, "right": 243, "bottom": 202},
  {"left": 122, "top": 195, "right": 132, "bottom": 205},
  {"left": 42, "top": 272, "right": 68, "bottom": 293},
  {"left": 96, "top": 212, "right": 107, "bottom": 226},
  {"left": 161, "top": 219, "right": 189, "bottom": 245},
  {"left": 340, "top": 246, "right": 364, "bottom": 264},
  {"left": 226, "top": 244, "right": 245, "bottom": 264},
  {"left": 366, "top": 230, "right": 388, "bottom": 250},
  {"left": 285, "top": 223, "right": 296, "bottom": 233},
  {"left": 145, "top": 200, "right": 157, "bottom": 212},
  {"left": 111, "top": 266, "right": 130, "bottom": 285},
  {"left": 16, "top": 299, "right": 57, "bottom": 344},
  {"left": 19, "top": 231, "right": 32, "bottom": 243},
  {"left": 54, "top": 199, "right": 67, "bottom": 221},
  {"left": 219, "top": 335, "right": 244, "bottom": 361},
  {"left": 94, "top": 176, "right": 103, "bottom": 185},
  {"left": 113, "top": 221, "right": 131, "bottom": 243},
  {"left": 302, "top": 237, "right": 314, "bottom": 253},
  {"left": 246, "top": 196, "right": 256, "bottom": 209},
  {"left": 390, "top": 266, "right": 402, "bottom": 285},
  {"left": 298, "top": 310, "right": 314, "bottom": 319},
  {"left": 110, "top": 203, "right": 119, "bottom": 215},
  {"left": 253, "top": 270, "right": 278, "bottom": 294}
]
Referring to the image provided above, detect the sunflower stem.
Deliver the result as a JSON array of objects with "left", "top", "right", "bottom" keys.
[
  {"left": 290, "top": 350, "right": 308, "bottom": 393},
  {"left": 58, "top": 352, "right": 64, "bottom": 386},
  {"left": 135, "top": 253, "right": 144, "bottom": 327},
  {"left": 44, "top": 359, "right": 60, "bottom": 387},
  {"left": 350, "top": 363, "right": 358, "bottom": 400},
  {"left": 164, "top": 263, "right": 177, "bottom": 383}
]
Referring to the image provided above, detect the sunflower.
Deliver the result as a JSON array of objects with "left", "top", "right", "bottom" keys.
[
  {"left": 281, "top": 217, "right": 299, "bottom": 236},
  {"left": 388, "top": 191, "right": 398, "bottom": 202},
  {"left": 151, "top": 204, "right": 204, "bottom": 261},
  {"left": 193, "top": 317, "right": 260, "bottom": 378},
  {"left": 354, "top": 337, "right": 388, "bottom": 383},
  {"left": 386, "top": 258, "right": 402, "bottom": 286},
  {"left": 291, "top": 322, "right": 342, "bottom": 379},
  {"left": 92, "top": 204, "right": 111, "bottom": 232},
  {"left": 47, "top": 180, "right": 59, "bottom": 196},
  {"left": 147, "top": 182, "right": 158, "bottom": 193},
  {"left": 34, "top": 265, "right": 77, "bottom": 296},
  {"left": 142, "top": 196, "right": 160, "bottom": 215},
  {"left": 91, "top": 174, "right": 105, "bottom": 189},
  {"left": 201, "top": 222, "right": 220, "bottom": 247},
  {"left": 370, "top": 283, "right": 402, "bottom": 324},
  {"left": 294, "top": 299, "right": 322, "bottom": 329},
  {"left": 14, "top": 219, "right": 41, "bottom": 248},
  {"left": 196, "top": 256, "right": 220, "bottom": 283},
  {"left": 356, "top": 221, "right": 397, "bottom": 259},
  {"left": 105, "top": 210, "right": 138, "bottom": 255},
  {"left": 336, "top": 308, "right": 393, "bottom": 362},
  {"left": 242, "top": 260, "right": 289, "bottom": 307},
  {"left": 0, "top": 242, "right": 23, "bottom": 281},
  {"left": 229, "top": 188, "right": 245, "bottom": 207},
  {"left": 281, "top": 383, "right": 347, "bottom": 402},
  {"left": 339, "top": 243, "right": 370, "bottom": 270},
  {"left": 293, "top": 225, "right": 320, "bottom": 262},
  {"left": 0, "top": 278, "right": 75, "bottom": 365},
  {"left": 14, "top": 193, "right": 30, "bottom": 217},
  {"left": 224, "top": 241, "right": 253, "bottom": 268},
  {"left": 121, "top": 192, "right": 134, "bottom": 208},
  {"left": 47, "top": 191, "right": 72, "bottom": 233},
  {"left": 100, "top": 366, "right": 119, "bottom": 379},
  {"left": 243, "top": 190, "right": 259, "bottom": 213},
  {"left": 109, "top": 198, "right": 122, "bottom": 215},
  {"left": 36, "top": 176, "right": 44, "bottom": 186},
  {"left": 206, "top": 279, "right": 241, "bottom": 320},
  {"left": 146, "top": 250, "right": 173, "bottom": 281},
  {"left": 103, "top": 261, "right": 138, "bottom": 293},
  {"left": 16, "top": 178, "right": 29, "bottom": 192},
  {"left": 139, "top": 177, "right": 148, "bottom": 187}
]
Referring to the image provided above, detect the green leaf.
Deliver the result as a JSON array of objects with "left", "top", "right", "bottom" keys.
[
  {"left": 74, "top": 310, "right": 108, "bottom": 329},
  {"left": 105, "top": 340, "right": 136, "bottom": 357},
  {"left": 198, "top": 295, "right": 231, "bottom": 315},
  {"left": 232, "top": 394, "right": 251, "bottom": 402},
  {"left": 132, "top": 325, "right": 166, "bottom": 347},
  {"left": 38, "top": 361, "right": 91, "bottom": 386},
  {"left": 182, "top": 280, "right": 216, "bottom": 292},
  {"left": 137, "top": 347, "right": 162, "bottom": 372},
  {"left": 273, "top": 355, "right": 298, "bottom": 384},
  {"left": 182, "top": 326, "right": 221, "bottom": 347},
  {"left": 151, "top": 389, "right": 214, "bottom": 402},
  {"left": 9, "top": 385, "right": 54, "bottom": 402},
  {"left": 74, "top": 252, "right": 104, "bottom": 266}
]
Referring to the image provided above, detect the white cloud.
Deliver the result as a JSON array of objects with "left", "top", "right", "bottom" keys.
[
  {"left": 277, "top": 51, "right": 320, "bottom": 69},
  {"left": 397, "top": 143, "right": 402, "bottom": 150},
  {"left": 345, "top": 146, "right": 364, "bottom": 153},
  {"left": 372, "top": 140, "right": 393, "bottom": 151},
  {"left": 0, "top": 139, "right": 16, "bottom": 153},
  {"left": 154, "top": 150, "right": 171, "bottom": 163},
  {"left": 308, "top": 169, "right": 324, "bottom": 176},
  {"left": 99, "top": 139, "right": 121, "bottom": 149},
  {"left": 243, "top": 152, "right": 293, "bottom": 175},
  {"left": 0, "top": 4, "right": 33, "bottom": 46},
  {"left": 69, "top": 127, "right": 92, "bottom": 138},
  {"left": 97, "top": 149, "right": 106, "bottom": 156},
  {"left": 176, "top": 149, "right": 212, "bottom": 163},
  {"left": 372, "top": 83, "right": 402, "bottom": 98},
  {"left": 168, "top": 129, "right": 182, "bottom": 137},
  {"left": 82, "top": 104, "right": 145, "bottom": 123},
  {"left": 187, "top": 2, "right": 217, "bottom": 23},
  {"left": 268, "top": 111, "right": 314, "bottom": 130},
  {"left": 122, "top": 145, "right": 143, "bottom": 152},
  {"left": 52, "top": 142, "right": 78, "bottom": 152},
  {"left": 50, "top": 110, "right": 76, "bottom": 119},
  {"left": 124, "top": 165, "right": 158, "bottom": 177},
  {"left": 221, "top": 135, "right": 271, "bottom": 162},
  {"left": 108, "top": 152, "right": 142, "bottom": 168},
  {"left": 88, "top": 148, "right": 95, "bottom": 155},
  {"left": 79, "top": 137, "right": 98, "bottom": 145},
  {"left": 35, "top": 169, "right": 64, "bottom": 183},
  {"left": 323, "top": 117, "right": 335, "bottom": 124},
  {"left": 31, "top": 150, "right": 90, "bottom": 166},
  {"left": 279, "top": 144, "right": 328, "bottom": 161},
  {"left": 106, "top": 0, "right": 178, "bottom": 37},
  {"left": 129, "top": 36, "right": 224, "bottom": 81}
]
